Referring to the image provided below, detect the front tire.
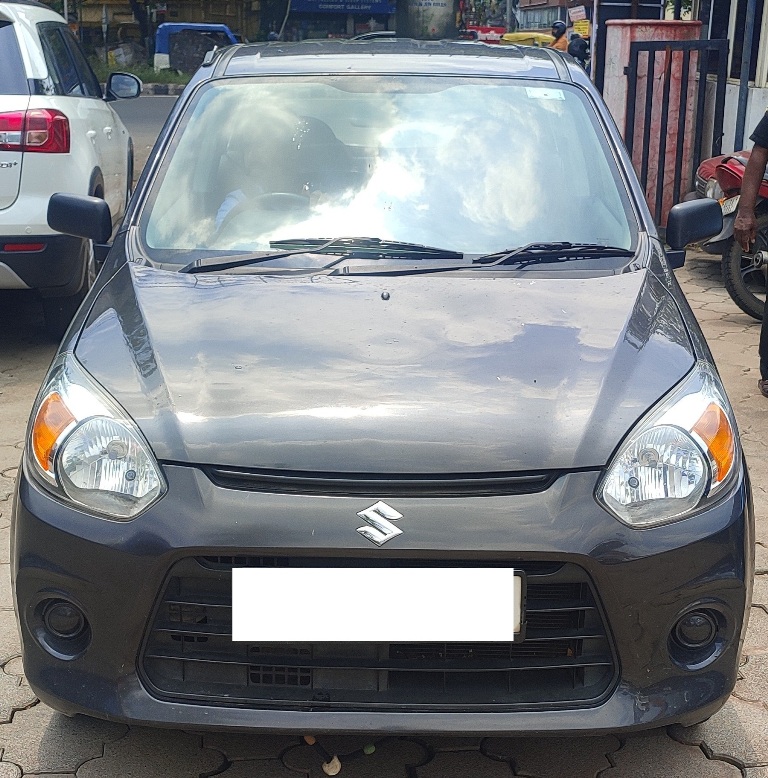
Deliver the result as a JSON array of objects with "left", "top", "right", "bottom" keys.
[{"left": 721, "top": 214, "right": 768, "bottom": 321}]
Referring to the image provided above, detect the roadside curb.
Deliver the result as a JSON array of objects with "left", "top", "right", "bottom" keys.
[{"left": 140, "top": 83, "right": 187, "bottom": 95}]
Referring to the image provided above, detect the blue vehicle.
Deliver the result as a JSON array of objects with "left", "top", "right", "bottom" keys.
[{"left": 153, "top": 22, "right": 238, "bottom": 71}]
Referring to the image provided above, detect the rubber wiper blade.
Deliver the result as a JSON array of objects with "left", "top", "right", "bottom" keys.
[
  {"left": 179, "top": 237, "right": 348, "bottom": 274},
  {"left": 474, "top": 242, "right": 636, "bottom": 265},
  {"left": 270, "top": 237, "right": 464, "bottom": 260}
]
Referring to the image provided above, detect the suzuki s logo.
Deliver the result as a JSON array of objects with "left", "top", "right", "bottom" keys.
[{"left": 356, "top": 501, "right": 403, "bottom": 546}]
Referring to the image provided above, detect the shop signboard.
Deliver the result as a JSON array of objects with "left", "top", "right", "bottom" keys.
[
  {"left": 291, "top": 0, "right": 395, "bottom": 12},
  {"left": 573, "top": 18, "right": 589, "bottom": 35}
]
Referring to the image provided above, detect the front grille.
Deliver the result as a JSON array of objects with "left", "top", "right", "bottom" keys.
[
  {"left": 203, "top": 466, "right": 560, "bottom": 497},
  {"left": 140, "top": 558, "right": 617, "bottom": 711}
]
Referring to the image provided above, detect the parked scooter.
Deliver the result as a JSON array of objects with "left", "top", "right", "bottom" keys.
[{"left": 700, "top": 153, "right": 767, "bottom": 320}]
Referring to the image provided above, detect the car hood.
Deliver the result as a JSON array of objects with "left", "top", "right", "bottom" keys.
[{"left": 75, "top": 263, "right": 695, "bottom": 473}]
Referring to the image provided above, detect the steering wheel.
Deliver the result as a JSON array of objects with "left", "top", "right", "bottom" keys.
[{"left": 214, "top": 192, "right": 310, "bottom": 245}]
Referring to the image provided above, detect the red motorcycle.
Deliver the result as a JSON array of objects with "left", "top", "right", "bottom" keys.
[{"left": 699, "top": 151, "right": 768, "bottom": 320}]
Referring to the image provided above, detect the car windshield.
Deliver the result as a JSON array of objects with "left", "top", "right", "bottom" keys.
[{"left": 141, "top": 75, "right": 638, "bottom": 265}]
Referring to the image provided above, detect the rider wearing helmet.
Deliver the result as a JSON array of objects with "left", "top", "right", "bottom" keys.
[{"left": 549, "top": 20, "right": 568, "bottom": 51}]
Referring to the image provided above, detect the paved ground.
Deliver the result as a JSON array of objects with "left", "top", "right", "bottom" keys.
[{"left": 0, "top": 253, "right": 766, "bottom": 777}]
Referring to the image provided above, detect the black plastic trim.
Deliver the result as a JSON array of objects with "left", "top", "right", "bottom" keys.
[{"left": 202, "top": 466, "right": 563, "bottom": 498}]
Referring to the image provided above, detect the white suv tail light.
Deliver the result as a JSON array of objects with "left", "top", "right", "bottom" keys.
[{"left": 0, "top": 109, "right": 70, "bottom": 153}]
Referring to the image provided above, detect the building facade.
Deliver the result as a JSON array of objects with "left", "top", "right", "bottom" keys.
[{"left": 701, "top": 0, "right": 768, "bottom": 151}]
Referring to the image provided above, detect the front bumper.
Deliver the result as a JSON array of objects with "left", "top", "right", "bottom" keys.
[{"left": 12, "top": 463, "right": 753, "bottom": 735}]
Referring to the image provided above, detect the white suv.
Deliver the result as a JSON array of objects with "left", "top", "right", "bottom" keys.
[{"left": 0, "top": 0, "right": 140, "bottom": 337}]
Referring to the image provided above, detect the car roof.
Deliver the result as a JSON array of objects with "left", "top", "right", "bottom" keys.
[
  {"left": 0, "top": 0, "right": 65, "bottom": 23},
  {"left": 211, "top": 38, "right": 582, "bottom": 83},
  {"left": 0, "top": 0, "right": 50, "bottom": 7}
]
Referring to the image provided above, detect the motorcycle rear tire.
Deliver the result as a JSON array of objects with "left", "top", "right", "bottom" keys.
[{"left": 721, "top": 215, "right": 768, "bottom": 321}]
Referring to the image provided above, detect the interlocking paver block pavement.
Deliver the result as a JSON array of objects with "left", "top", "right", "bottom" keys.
[
  {"left": 0, "top": 705, "right": 127, "bottom": 773},
  {"left": 734, "top": 654, "right": 768, "bottom": 707},
  {"left": 282, "top": 736, "right": 430, "bottom": 777},
  {"left": 76, "top": 727, "right": 225, "bottom": 778},
  {"left": 0, "top": 527, "right": 8, "bottom": 566},
  {"left": 0, "top": 479, "right": 15, "bottom": 509},
  {"left": 671, "top": 698, "right": 768, "bottom": 768},
  {"left": 416, "top": 749, "right": 512, "bottom": 778},
  {"left": 218, "top": 759, "right": 302, "bottom": 777},
  {"left": 0, "top": 565, "right": 11, "bottom": 611},
  {"left": 0, "top": 611, "right": 20, "bottom": 666},
  {"left": 481, "top": 736, "right": 620, "bottom": 777},
  {"left": 744, "top": 606, "right": 768, "bottom": 655},
  {"left": 0, "top": 763, "right": 21, "bottom": 778},
  {"left": 605, "top": 730, "right": 742, "bottom": 777},
  {"left": 203, "top": 732, "right": 300, "bottom": 761},
  {"left": 421, "top": 736, "right": 484, "bottom": 752},
  {"left": 745, "top": 577, "right": 768, "bottom": 655},
  {"left": 757, "top": 543, "right": 768, "bottom": 573},
  {"left": 754, "top": 574, "right": 768, "bottom": 602},
  {"left": 0, "top": 662, "right": 36, "bottom": 724}
]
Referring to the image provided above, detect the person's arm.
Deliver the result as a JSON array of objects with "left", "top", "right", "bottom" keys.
[{"left": 734, "top": 144, "right": 768, "bottom": 251}]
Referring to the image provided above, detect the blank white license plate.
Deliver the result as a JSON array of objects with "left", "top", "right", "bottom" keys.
[
  {"left": 232, "top": 567, "right": 521, "bottom": 642},
  {"left": 721, "top": 195, "right": 740, "bottom": 216}
]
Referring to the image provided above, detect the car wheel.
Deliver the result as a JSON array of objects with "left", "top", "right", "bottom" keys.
[
  {"left": 721, "top": 213, "right": 768, "bottom": 321},
  {"left": 41, "top": 240, "right": 96, "bottom": 339}
]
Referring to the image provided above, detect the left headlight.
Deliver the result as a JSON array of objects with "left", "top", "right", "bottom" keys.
[
  {"left": 597, "top": 361, "right": 739, "bottom": 528},
  {"left": 28, "top": 354, "right": 166, "bottom": 520}
]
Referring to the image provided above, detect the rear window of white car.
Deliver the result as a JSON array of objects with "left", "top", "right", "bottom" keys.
[
  {"left": 0, "top": 21, "right": 29, "bottom": 95},
  {"left": 37, "top": 21, "right": 102, "bottom": 98}
]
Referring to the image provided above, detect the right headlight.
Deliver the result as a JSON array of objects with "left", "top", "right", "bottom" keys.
[
  {"left": 597, "top": 361, "right": 739, "bottom": 528},
  {"left": 27, "top": 353, "right": 166, "bottom": 520}
]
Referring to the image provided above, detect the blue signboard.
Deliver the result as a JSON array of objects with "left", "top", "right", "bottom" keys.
[{"left": 291, "top": 0, "right": 395, "bottom": 13}]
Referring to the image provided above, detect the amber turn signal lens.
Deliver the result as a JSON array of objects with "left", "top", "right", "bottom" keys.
[
  {"left": 693, "top": 402, "right": 735, "bottom": 486},
  {"left": 31, "top": 392, "right": 76, "bottom": 474}
]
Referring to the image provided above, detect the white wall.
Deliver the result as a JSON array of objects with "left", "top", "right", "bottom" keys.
[{"left": 721, "top": 83, "right": 768, "bottom": 153}]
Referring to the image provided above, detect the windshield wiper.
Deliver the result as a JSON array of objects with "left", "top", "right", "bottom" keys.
[
  {"left": 474, "top": 242, "right": 636, "bottom": 266},
  {"left": 179, "top": 237, "right": 352, "bottom": 274},
  {"left": 179, "top": 237, "right": 464, "bottom": 274},
  {"left": 270, "top": 237, "right": 464, "bottom": 260},
  {"left": 180, "top": 239, "right": 630, "bottom": 275}
]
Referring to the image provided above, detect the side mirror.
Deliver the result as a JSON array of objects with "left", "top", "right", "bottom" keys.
[
  {"left": 666, "top": 198, "right": 723, "bottom": 250},
  {"left": 105, "top": 72, "right": 142, "bottom": 101},
  {"left": 48, "top": 193, "right": 112, "bottom": 244}
]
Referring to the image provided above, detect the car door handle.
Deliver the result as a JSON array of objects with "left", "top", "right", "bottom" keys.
[{"left": 103, "top": 126, "right": 113, "bottom": 137}]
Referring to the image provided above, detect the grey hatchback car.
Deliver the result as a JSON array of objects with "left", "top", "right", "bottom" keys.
[{"left": 12, "top": 39, "right": 753, "bottom": 735}]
